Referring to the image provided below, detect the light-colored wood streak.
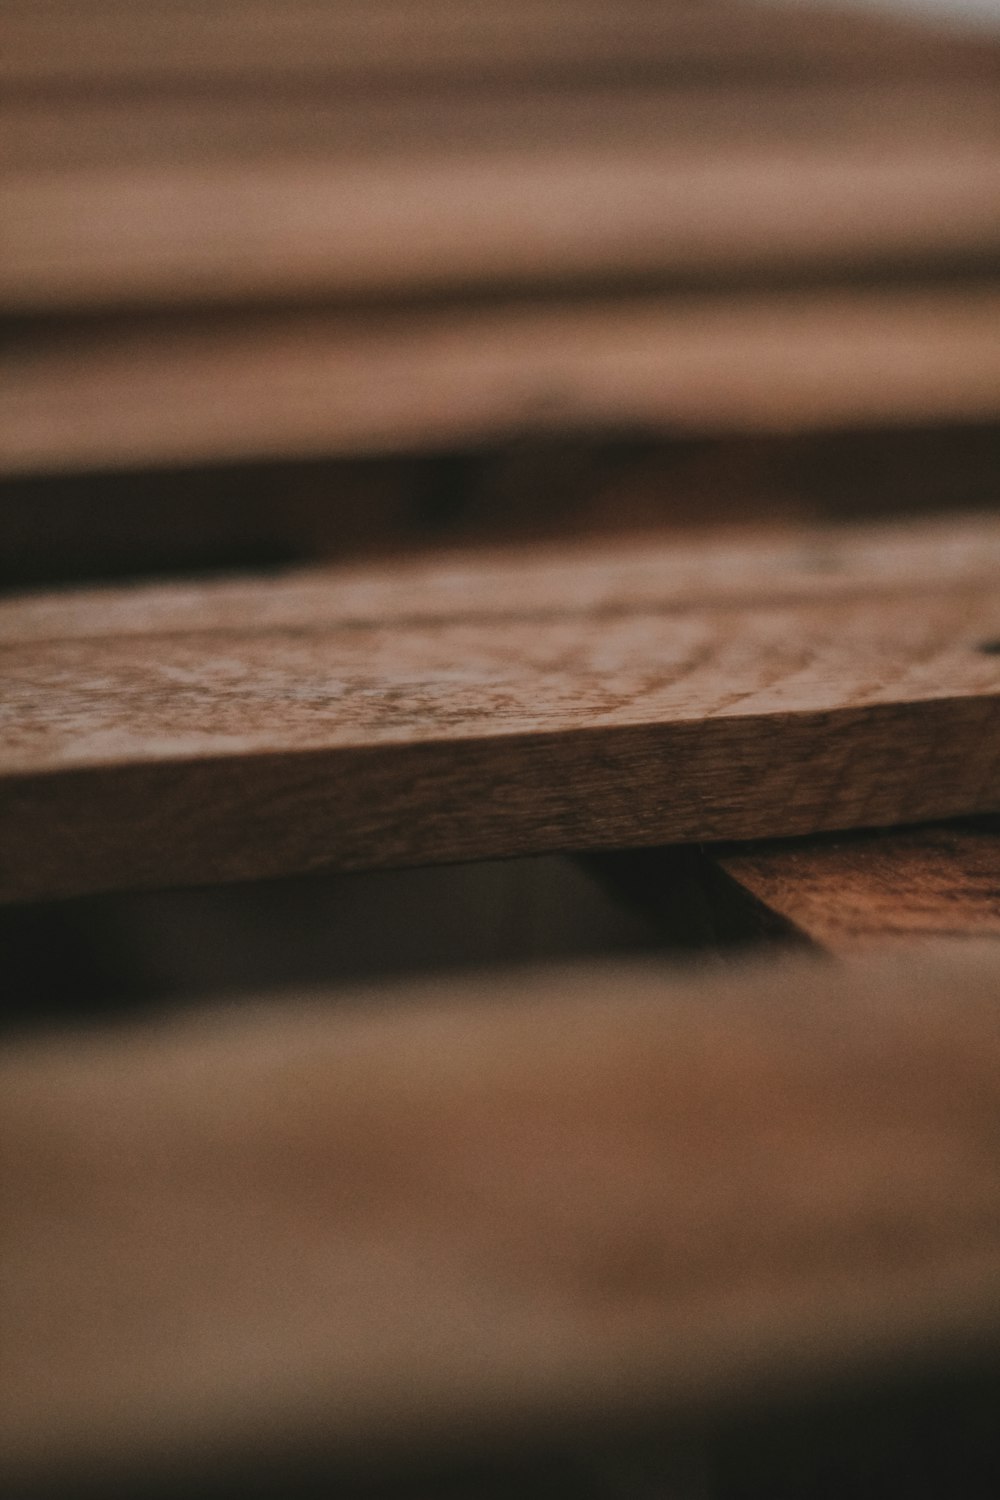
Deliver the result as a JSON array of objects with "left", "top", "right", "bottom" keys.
[
  {"left": 4, "top": 0, "right": 994, "bottom": 88},
  {"left": 5, "top": 284, "right": 1000, "bottom": 475},
  {"left": 715, "top": 821, "right": 1000, "bottom": 954},
  {"left": 4, "top": 944, "right": 1000, "bottom": 1487},
  {"left": 4, "top": 81, "right": 997, "bottom": 174},
  {"left": 4, "top": 139, "right": 998, "bottom": 311},
  {"left": 2, "top": 518, "right": 1000, "bottom": 901}
]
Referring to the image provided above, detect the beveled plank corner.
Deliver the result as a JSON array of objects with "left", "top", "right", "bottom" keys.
[{"left": 714, "top": 819, "right": 1000, "bottom": 955}]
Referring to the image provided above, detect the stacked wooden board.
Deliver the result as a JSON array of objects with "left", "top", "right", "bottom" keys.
[
  {"left": 3, "top": 3, "right": 1000, "bottom": 1495},
  {"left": 4, "top": 500, "right": 1000, "bottom": 1493},
  {"left": 2, "top": 0, "right": 999, "bottom": 478},
  {"left": 3, "top": 510, "right": 1000, "bottom": 903}
]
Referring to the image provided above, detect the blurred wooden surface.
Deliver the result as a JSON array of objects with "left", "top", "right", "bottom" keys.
[
  {"left": 6, "top": 284, "right": 1000, "bottom": 475},
  {"left": 3, "top": 0, "right": 997, "bottom": 473},
  {"left": 5, "top": 80, "right": 996, "bottom": 173},
  {"left": 6, "top": 0, "right": 997, "bottom": 88},
  {"left": 4, "top": 942, "right": 1000, "bottom": 1490},
  {"left": 4, "top": 102, "right": 997, "bottom": 311}
]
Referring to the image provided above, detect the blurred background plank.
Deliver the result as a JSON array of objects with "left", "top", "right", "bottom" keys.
[
  {"left": 5, "top": 284, "right": 1000, "bottom": 474},
  {"left": 6, "top": 0, "right": 998, "bottom": 89},
  {"left": 4, "top": 97, "right": 998, "bottom": 310}
]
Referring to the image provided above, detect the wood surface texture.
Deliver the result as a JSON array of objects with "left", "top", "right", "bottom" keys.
[
  {"left": 5, "top": 283, "right": 1000, "bottom": 475},
  {"left": 4, "top": 111, "right": 997, "bottom": 311},
  {"left": 5, "top": 0, "right": 995, "bottom": 88},
  {"left": 2, "top": 514, "right": 1000, "bottom": 903},
  {"left": 4, "top": 943, "right": 1000, "bottom": 1488},
  {"left": 714, "top": 821, "right": 1000, "bottom": 954},
  {"left": 584, "top": 820, "right": 1000, "bottom": 956}
]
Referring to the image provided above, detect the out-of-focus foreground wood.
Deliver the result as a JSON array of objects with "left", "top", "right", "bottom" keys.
[{"left": 3, "top": 942, "right": 1000, "bottom": 1490}]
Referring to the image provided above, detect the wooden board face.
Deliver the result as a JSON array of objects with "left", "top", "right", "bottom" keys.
[
  {"left": 2, "top": 515, "right": 1000, "bottom": 902},
  {"left": 4, "top": 943, "right": 1000, "bottom": 1488},
  {"left": 5, "top": 286, "right": 1000, "bottom": 476},
  {"left": 5, "top": 0, "right": 996, "bottom": 88},
  {"left": 716, "top": 820, "right": 1000, "bottom": 953},
  {"left": 4, "top": 128, "right": 998, "bottom": 312},
  {"left": 5, "top": 81, "right": 997, "bottom": 175},
  {"left": 588, "top": 818, "right": 1000, "bottom": 956}
]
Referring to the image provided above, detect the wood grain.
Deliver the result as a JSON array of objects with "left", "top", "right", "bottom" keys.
[
  {"left": 2, "top": 515, "right": 1000, "bottom": 902},
  {"left": 5, "top": 284, "right": 1000, "bottom": 475},
  {"left": 4, "top": 943, "right": 1000, "bottom": 1487},
  {"left": 713, "top": 821, "right": 1000, "bottom": 954},
  {"left": 5, "top": 0, "right": 995, "bottom": 89}
]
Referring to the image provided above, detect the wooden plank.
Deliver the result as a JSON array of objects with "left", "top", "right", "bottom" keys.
[
  {"left": 585, "top": 814, "right": 1000, "bottom": 955},
  {"left": 4, "top": 80, "right": 997, "bottom": 175},
  {"left": 4, "top": 426, "right": 999, "bottom": 595},
  {"left": 4, "top": 284, "right": 1000, "bottom": 475},
  {"left": 4, "top": 0, "right": 996, "bottom": 90},
  {"left": 3, "top": 511, "right": 998, "bottom": 644},
  {"left": 712, "top": 820, "right": 1000, "bottom": 954},
  {"left": 3, "top": 136, "right": 998, "bottom": 312},
  {"left": 2, "top": 515, "right": 1000, "bottom": 902},
  {"left": 4, "top": 943, "right": 1000, "bottom": 1488}
]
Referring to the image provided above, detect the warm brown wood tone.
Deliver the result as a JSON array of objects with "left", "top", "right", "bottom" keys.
[
  {"left": 5, "top": 284, "right": 1000, "bottom": 475},
  {"left": 4, "top": 511, "right": 998, "bottom": 643},
  {"left": 5, "top": 80, "right": 996, "bottom": 175},
  {"left": 4, "top": 109, "right": 997, "bottom": 311},
  {"left": 5, "top": 0, "right": 995, "bottom": 89},
  {"left": 712, "top": 820, "right": 1000, "bottom": 954},
  {"left": 2, "top": 515, "right": 1000, "bottom": 903},
  {"left": 585, "top": 820, "right": 1000, "bottom": 956},
  {"left": 4, "top": 943, "right": 1000, "bottom": 1488}
]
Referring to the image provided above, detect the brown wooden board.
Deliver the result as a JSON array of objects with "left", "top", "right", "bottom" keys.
[
  {"left": 4, "top": 425, "right": 1000, "bottom": 596},
  {"left": 2, "top": 515, "right": 1000, "bottom": 902},
  {"left": 3, "top": 104, "right": 997, "bottom": 311},
  {"left": 5, "top": 0, "right": 996, "bottom": 90},
  {"left": 4, "top": 943, "right": 1000, "bottom": 1488},
  {"left": 4, "top": 80, "right": 997, "bottom": 175},
  {"left": 5, "top": 284, "right": 1000, "bottom": 475},
  {"left": 712, "top": 820, "right": 1000, "bottom": 954}
]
